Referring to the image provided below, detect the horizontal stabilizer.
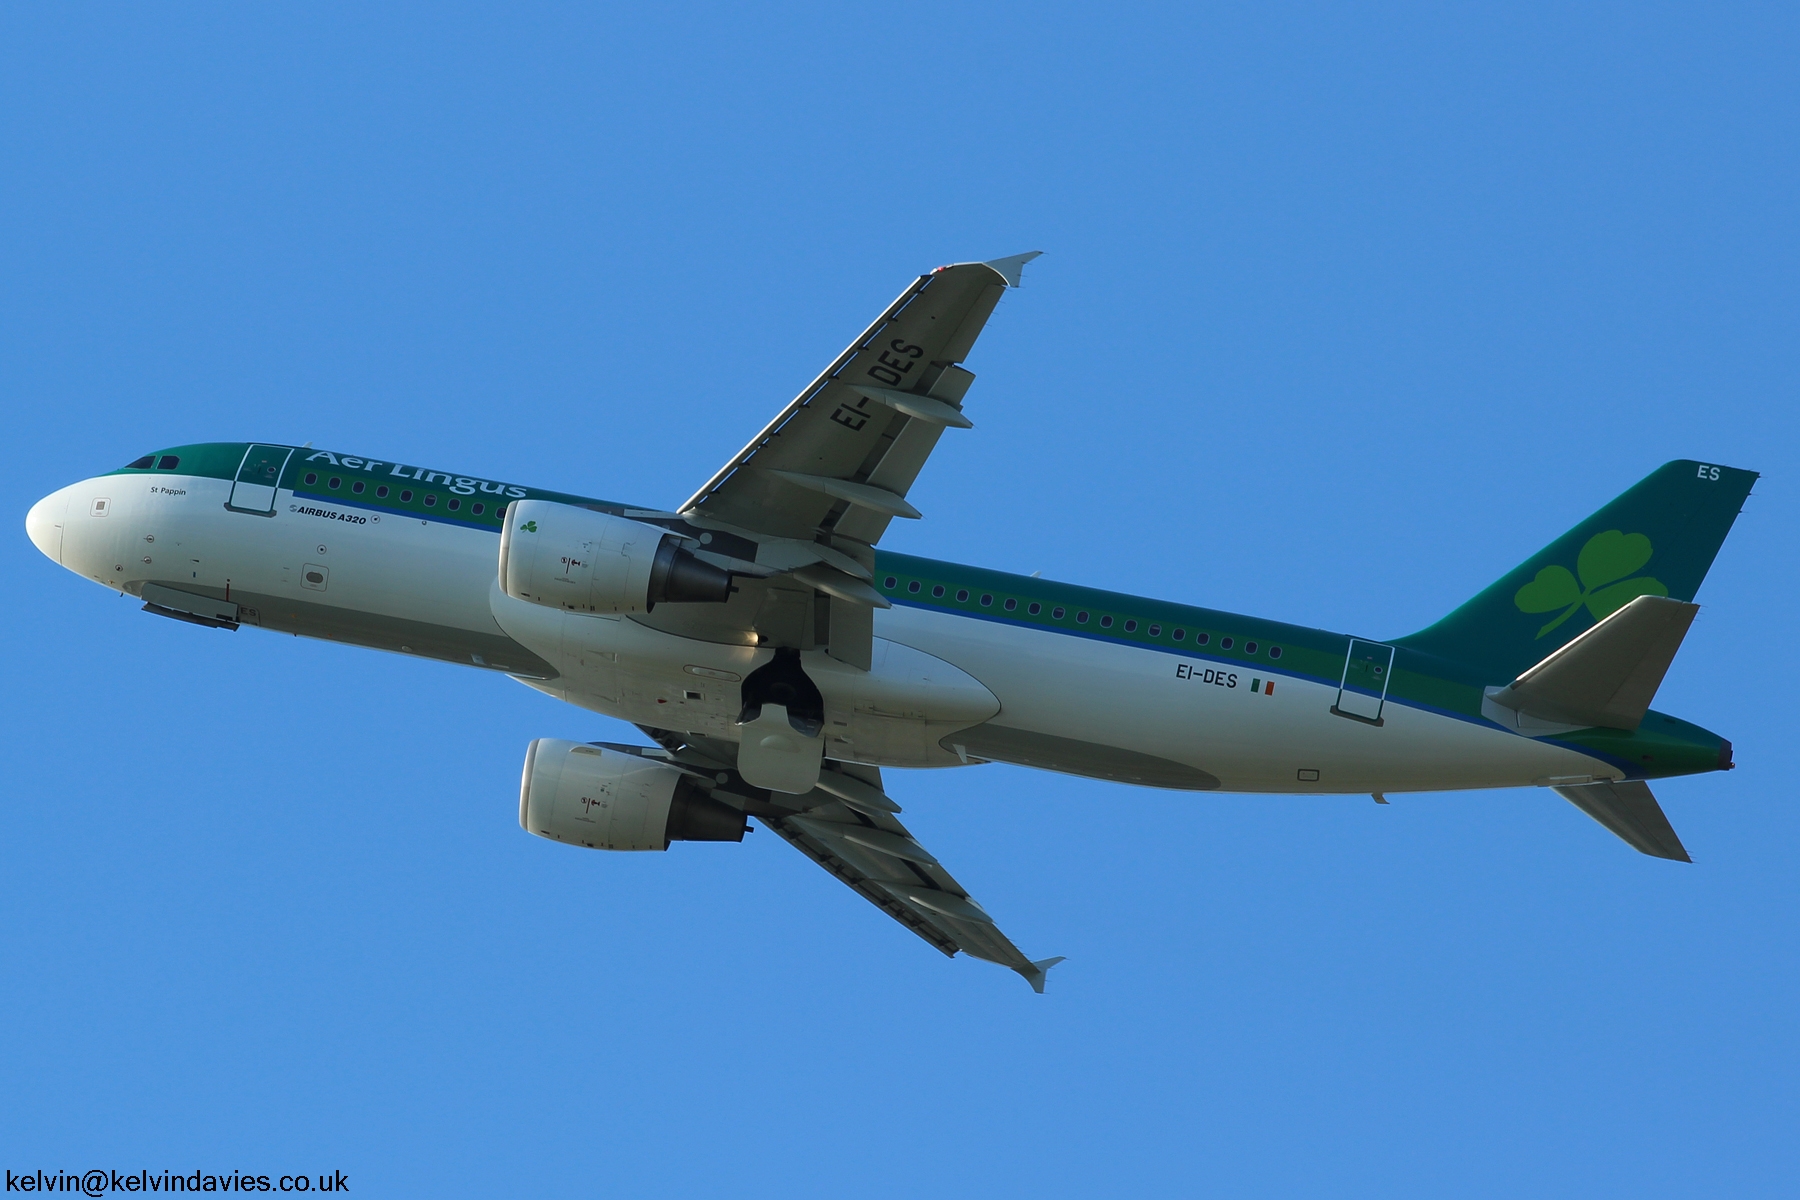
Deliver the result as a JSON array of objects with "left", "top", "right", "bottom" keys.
[
  {"left": 1553, "top": 780, "right": 1692, "bottom": 862},
  {"left": 1493, "top": 595, "right": 1698, "bottom": 730}
]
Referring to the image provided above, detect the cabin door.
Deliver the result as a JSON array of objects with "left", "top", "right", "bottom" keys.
[
  {"left": 1332, "top": 639, "right": 1395, "bottom": 725},
  {"left": 227, "top": 445, "right": 295, "bottom": 515}
]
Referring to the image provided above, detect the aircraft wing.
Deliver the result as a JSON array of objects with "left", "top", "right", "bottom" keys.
[
  {"left": 679, "top": 253, "right": 1038, "bottom": 555},
  {"left": 635, "top": 728, "right": 1062, "bottom": 991},
  {"left": 632, "top": 254, "right": 1039, "bottom": 668},
  {"left": 762, "top": 761, "right": 1063, "bottom": 993}
]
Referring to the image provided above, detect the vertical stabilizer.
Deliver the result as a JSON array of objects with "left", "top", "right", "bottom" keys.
[{"left": 1398, "top": 461, "right": 1755, "bottom": 681}]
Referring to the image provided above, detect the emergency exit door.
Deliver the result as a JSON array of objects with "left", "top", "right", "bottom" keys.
[
  {"left": 1332, "top": 639, "right": 1395, "bottom": 725},
  {"left": 226, "top": 445, "right": 294, "bottom": 515}
]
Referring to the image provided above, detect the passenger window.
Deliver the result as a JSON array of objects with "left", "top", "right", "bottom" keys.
[
  {"left": 1028, "top": 602, "right": 1041, "bottom": 615},
  {"left": 304, "top": 473, "right": 318, "bottom": 485},
  {"left": 1099, "top": 615, "right": 1112, "bottom": 628},
  {"left": 400, "top": 490, "right": 414, "bottom": 502},
  {"left": 1124, "top": 619, "right": 1137, "bottom": 632},
  {"left": 955, "top": 589, "right": 969, "bottom": 602},
  {"left": 884, "top": 576, "right": 897, "bottom": 589},
  {"left": 1077, "top": 611, "right": 1089, "bottom": 623},
  {"left": 932, "top": 585, "right": 945, "bottom": 598},
  {"left": 1148, "top": 624, "right": 1160, "bottom": 636},
  {"left": 471, "top": 502, "right": 484, "bottom": 515},
  {"left": 1220, "top": 637, "right": 1233, "bottom": 650},
  {"left": 352, "top": 481, "right": 365, "bottom": 494},
  {"left": 377, "top": 485, "right": 390, "bottom": 498},
  {"left": 328, "top": 477, "right": 342, "bottom": 489},
  {"left": 157, "top": 455, "right": 179, "bottom": 470},
  {"left": 982, "top": 594, "right": 994, "bottom": 607},
  {"left": 1245, "top": 641, "right": 1257, "bottom": 654},
  {"left": 908, "top": 580, "right": 921, "bottom": 593},
  {"left": 1173, "top": 628, "right": 1185, "bottom": 640},
  {"left": 424, "top": 494, "right": 437, "bottom": 507},
  {"left": 447, "top": 498, "right": 461, "bottom": 511},
  {"left": 1196, "top": 633, "right": 1210, "bottom": 645},
  {"left": 1052, "top": 606, "right": 1064, "bottom": 619},
  {"left": 1269, "top": 646, "right": 1282, "bottom": 659}
]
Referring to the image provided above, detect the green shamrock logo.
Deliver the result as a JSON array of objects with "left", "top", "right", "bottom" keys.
[
  {"left": 1513, "top": 530, "right": 1668, "bottom": 638},
  {"left": 521, "top": 520, "right": 538, "bottom": 533}
]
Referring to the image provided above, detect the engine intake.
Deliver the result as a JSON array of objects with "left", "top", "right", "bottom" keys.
[
  {"left": 519, "top": 739, "right": 749, "bottom": 851},
  {"left": 499, "top": 498, "right": 733, "bottom": 614}
]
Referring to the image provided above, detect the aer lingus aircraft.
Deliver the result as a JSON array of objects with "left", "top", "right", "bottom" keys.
[{"left": 25, "top": 253, "right": 1757, "bottom": 990}]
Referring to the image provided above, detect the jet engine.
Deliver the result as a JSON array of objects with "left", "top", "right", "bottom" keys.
[
  {"left": 498, "top": 498, "right": 734, "bottom": 615},
  {"left": 519, "top": 738, "right": 749, "bottom": 851}
]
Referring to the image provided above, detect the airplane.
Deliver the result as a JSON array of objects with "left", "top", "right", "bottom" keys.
[{"left": 24, "top": 253, "right": 1758, "bottom": 991}]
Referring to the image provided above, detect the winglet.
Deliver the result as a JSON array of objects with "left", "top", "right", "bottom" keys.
[
  {"left": 1018, "top": 955, "right": 1067, "bottom": 994},
  {"left": 984, "top": 251, "right": 1043, "bottom": 288}
]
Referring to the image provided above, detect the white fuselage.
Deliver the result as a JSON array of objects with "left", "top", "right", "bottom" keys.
[{"left": 27, "top": 471, "right": 1619, "bottom": 795}]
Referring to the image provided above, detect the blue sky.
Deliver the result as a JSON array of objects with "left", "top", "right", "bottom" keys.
[{"left": 4, "top": 4, "right": 1797, "bottom": 1196}]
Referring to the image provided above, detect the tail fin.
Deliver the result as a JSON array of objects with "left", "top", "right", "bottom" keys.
[{"left": 1397, "top": 460, "right": 1757, "bottom": 682}]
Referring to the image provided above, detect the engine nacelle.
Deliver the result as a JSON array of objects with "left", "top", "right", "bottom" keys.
[
  {"left": 518, "top": 739, "right": 749, "bottom": 851},
  {"left": 498, "top": 498, "right": 733, "bottom": 615}
]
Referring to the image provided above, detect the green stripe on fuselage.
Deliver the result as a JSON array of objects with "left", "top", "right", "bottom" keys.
[
  {"left": 870, "top": 557, "right": 1727, "bottom": 782},
  {"left": 129, "top": 442, "right": 1733, "bottom": 780}
]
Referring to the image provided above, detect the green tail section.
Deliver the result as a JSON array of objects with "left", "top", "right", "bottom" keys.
[{"left": 1397, "top": 460, "right": 1757, "bottom": 682}]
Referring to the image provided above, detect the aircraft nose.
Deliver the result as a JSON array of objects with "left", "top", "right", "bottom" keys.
[{"left": 26, "top": 489, "right": 68, "bottom": 564}]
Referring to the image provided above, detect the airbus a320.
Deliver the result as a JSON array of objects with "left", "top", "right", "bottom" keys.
[{"left": 26, "top": 253, "right": 1756, "bottom": 989}]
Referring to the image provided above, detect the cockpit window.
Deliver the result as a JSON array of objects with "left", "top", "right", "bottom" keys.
[
  {"left": 127, "top": 455, "right": 155, "bottom": 469},
  {"left": 157, "top": 455, "right": 180, "bottom": 470}
]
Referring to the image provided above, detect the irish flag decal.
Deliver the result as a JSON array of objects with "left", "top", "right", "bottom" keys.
[{"left": 1250, "top": 679, "right": 1276, "bottom": 696}]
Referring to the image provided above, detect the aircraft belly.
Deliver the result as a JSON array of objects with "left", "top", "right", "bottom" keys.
[
  {"left": 490, "top": 583, "right": 998, "bottom": 767},
  {"left": 875, "top": 607, "right": 1618, "bottom": 794}
]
